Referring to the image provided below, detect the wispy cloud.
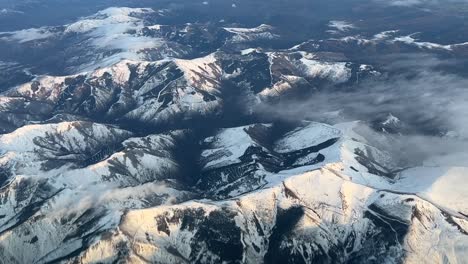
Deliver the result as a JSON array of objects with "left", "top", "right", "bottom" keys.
[
  {"left": 327, "top": 20, "right": 356, "bottom": 34},
  {"left": 0, "top": 8, "right": 24, "bottom": 15},
  {"left": 253, "top": 54, "right": 468, "bottom": 167},
  {"left": 0, "top": 27, "right": 56, "bottom": 43}
]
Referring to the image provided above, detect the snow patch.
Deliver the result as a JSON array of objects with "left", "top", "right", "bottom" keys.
[
  {"left": 275, "top": 122, "right": 342, "bottom": 153},
  {"left": 299, "top": 57, "right": 352, "bottom": 83}
]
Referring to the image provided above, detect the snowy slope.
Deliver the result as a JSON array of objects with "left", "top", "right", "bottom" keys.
[
  {"left": 0, "top": 5, "right": 467, "bottom": 262},
  {"left": 0, "top": 55, "right": 223, "bottom": 132},
  {"left": 0, "top": 117, "right": 467, "bottom": 263},
  {"left": 224, "top": 24, "right": 279, "bottom": 43},
  {"left": 0, "top": 7, "right": 230, "bottom": 74},
  {"left": 68, "top": 121, "right": 468, "bottom": 263}
]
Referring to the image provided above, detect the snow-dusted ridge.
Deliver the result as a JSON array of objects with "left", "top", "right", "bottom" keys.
[
  {"left": 0, "top": 6, "right": 467, "bottom": 262},
  {"left": 0, "top": 54, "right": 224, "bottom": 132},
  {"left": 290, "top": 29, "right": 468, "bottom": 54},
  {"left": 343, "top": 31, "right": 468, "bottom": 51},
  {"left": 393, "top": 34, "right": 468, "bottom": 51},
  {"left": 0, "top": 117, "right": 467, "bottom": 263},
  {"left": 224, "top": 24, "right": 279, "bottom": 43},
  {"left": 0, "top": 7, "right": 227, "bottom": 73},
  {"left": 64, "top": 7, "right": 154, "bottom": 34}
]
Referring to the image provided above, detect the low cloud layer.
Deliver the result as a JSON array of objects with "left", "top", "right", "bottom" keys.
[{"left": 254, "top": 54, "right": 468, "bottom": 167}]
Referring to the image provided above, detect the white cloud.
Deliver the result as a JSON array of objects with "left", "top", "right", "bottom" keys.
[
  {"left": 0, "top": 28, "right": 56, "bottom": 43},
  {"left": 0, "top": 8, "right": 24, "bottom": 15},
  {"left": 328, "top": 20, "right": 356, "bottom": 32},
  {"left": 254, "top": 54, "right": 468, "bottom": 167},
  {"left": 327, "top": 20, "right": 356, "bottom": 34}
]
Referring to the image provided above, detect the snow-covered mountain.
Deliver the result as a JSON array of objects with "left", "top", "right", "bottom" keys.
[
  {"left": 0, "top": 47, "right": 382, "bottom": 135},
  {"left": 0, "top": 119, "right": 466, "bottom": 263},
  {"left": 1, "top": 3, "right": 468, "bottom": 264},
  {"left": 0, "top": 54, "right": 225, "bottom": 133}
]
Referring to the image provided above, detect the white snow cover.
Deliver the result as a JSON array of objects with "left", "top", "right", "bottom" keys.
[
  {"left": 58, "top": 132, "right": 182, "bottom": 187},
  {"left": 224, "top": 24, "right": 279, "bottom": 43},
  {"left": 91, "top": 149, "right": 468, "bottom": 264},
  {"left": 65, "top": 7, "right": 153, "bottom": 33},
  {"left": 0, "top": 119, "right": 467, "bottom": 263},
  {"left": 382, "top": 113, "right": 401, "bottom": 126},
  {"left": 1, "top": 7, "right": 157, "bottom": 46},
  {"left": 241, "top": 48, "right": 258, "bottom": 55},
  {"left": 65, "top": 7, "right": 166, "bottom": 62},
  {"left": 118, "top": 170, "right": 375, "bottom": 263},
  {"left": 201, "top": 124, "right": 270, "bottom": 169},
  {"left": 391, "top": 34, "right": 468, "bottom": 51},
  {"left": 175, "top": 53, "right": 222, "bottom": 91},
  {"left": 0, "top": 122, "right": 191, "bottom": 264},
  {"left": 299, "top": 57, "right": 352, "bottom": 83},
  {"left": 147, "top": 24, "right": 164, "bottom": 30},
  {"left": 0, "top": 121, "right": 124, "bottom": 152},
  {"left": 224, "top": 24, "right": 274, "bottom": 34},
  {"left": 394, "top": 166, "right": 468, "bottom": 215},
  {"left": 267, "top": 51, "right": 354, "bottom": 82},
  {"left": 93, "top": 59, "right": 151, "bottom": 85},
  {"left": 0, "top": 121, "right": 132, "bottom": 177},
  {"left": 258, "top": 75, "right": 307, "bottom": 99},
  {"left": 11, "top": 75, "right": 71, "bottom": 102},
  {"left": 333, "top": 30, "right": 468, "bottom": 51},
  {"left": 325, "top": 123, "right": 468, "bottom": 221},
  {"left": 0, "top": 7, "right": 187, "bottom": 72},
  {"left": 1, "top": 54, "right": 223, "bottom": 128},
  {"left": 274, "top": 122, "right": 342, "bottom": 153}
]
